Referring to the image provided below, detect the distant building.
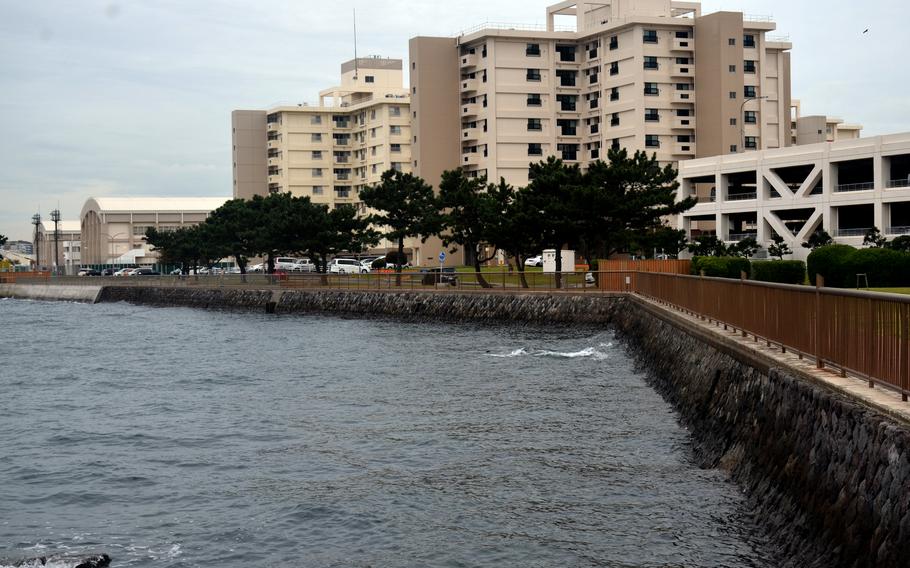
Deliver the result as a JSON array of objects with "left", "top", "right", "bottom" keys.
[
  {"left": 35, "top": 221, "right": 80, "bottom": 275},
  {"left": 790, "top": 100, "right": 863, "bottom": 146},
  {"left": 677, "top": 132, "right": 910, "bottom": 261},
  {"left": 2, "top": 240, "right": 34, "bottom": 255},
  {"left": 410, "top": 0, "right": 796, "bottom": 189},
  {"left": 80, "top": 197, "right": 229, "bottom": 267},
  {"left": 233, "top": 56, "right": 412, "bottom": 206}
]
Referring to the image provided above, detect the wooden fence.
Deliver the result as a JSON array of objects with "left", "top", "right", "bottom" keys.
[
  {"left": 597, "top": 259, "right": 691, "bottom": 275},
  {"left": 631, "top": 273, "right": 910, "bottom": 402},
  {"left": 0, "top": 271, "right": 49, "bottom": 284}
]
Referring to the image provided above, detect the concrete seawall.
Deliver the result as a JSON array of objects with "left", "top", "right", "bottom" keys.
[
  {"left": 613, "top": 296, "right": 910, "bottom": 568},
  {"left": 0, "top": 284, "right": 102, "bottom": 303}
]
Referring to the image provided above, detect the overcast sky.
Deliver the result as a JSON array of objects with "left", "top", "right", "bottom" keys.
[{"left": 1, "top": 0, "right": 906, "bottom": 239}]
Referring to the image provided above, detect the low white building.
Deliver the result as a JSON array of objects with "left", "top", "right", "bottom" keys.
[{"left": 677, "top": 132, "right": 910, "bottom": 260}]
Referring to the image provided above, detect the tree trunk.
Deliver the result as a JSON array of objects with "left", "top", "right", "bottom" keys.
[
  {"left": 472, "top": 244, "right": 491, "bottom": 289},
  {"left": 395, "top": 237, "right": 404, "bottom": 287},
  {"left": 514, "top": 253, "right": 529, "bottom": 289},
  {"left": 554, "top": 245, "right": 562, "bottom": 289},
  {"left": 267, "top": 253, "right": 275, "bottom": 275},
  {"left": 235, "top": 253, "right": 247, "bottom": 283}
]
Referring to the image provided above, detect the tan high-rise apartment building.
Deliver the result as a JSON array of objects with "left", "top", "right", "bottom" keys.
[
  {"left": 790, "top": 100, "right": 863, "bottom": 146},
  {"left": 232, "top": 57, "right": 412, "bottom": 210},
  {"left": 410, "top": 0, "right": 794, "bottom": 188}
]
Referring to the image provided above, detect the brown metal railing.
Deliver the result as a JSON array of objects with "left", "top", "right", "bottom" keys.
[
  {"left": 635, "top": 273, "right": 910, "bottom": 402},
  {"left": 0, "top": 271, "right": 50, "bottom": 284}
]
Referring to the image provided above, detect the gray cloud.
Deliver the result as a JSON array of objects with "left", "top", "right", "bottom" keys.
[{"left": 1, "top": 0, "right": 907, "bottom": 239}]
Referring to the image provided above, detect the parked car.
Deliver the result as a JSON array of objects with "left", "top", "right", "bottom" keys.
[
  {"left": 329, "top": 258, "right": 368, "bottom": 274},
  {"left": 113, "top": 268, "right": 134, "bottom": 277},
  {"left": 249, "top": 263, "right": 265, "bottom": 273},
  {"left": 275, "top": 257, "right": 301, "bottom": 271},
  {"left": 291, "top": 258, "right": 316, "bottom": 272},
  {"left": 101, "top": 268, "right": 116, "bottom": 276},
  {"left": 133, "top": 268, "right": 162, "bottom": 276},
  {"left": 421, "top": 268, "right": 458, "bottom": 286},
  {"left": 525, "top": 255, "right": 543, "bottom": 267},
  {"left": 585, "top": 272, "right": 595, "bottom": 285}
]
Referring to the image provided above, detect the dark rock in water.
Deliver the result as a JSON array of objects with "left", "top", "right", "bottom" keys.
[{"left": 10, "top": 554, "right": 110, "bottom": 568}]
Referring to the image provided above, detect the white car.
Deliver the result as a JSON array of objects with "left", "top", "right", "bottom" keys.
[
  {"left": 249, "top": 263, "right": 265, "bottom": 273},
  {"left": 274, "top": 257, "right": 301, "bottom": 271},
  {"left": 329, "top": 258, "right": 368, "bottom": 274},
  {"left": 524, "top": 256, "right": 543, "bottom": 267},
  {"left": 113, "top": 268, "right": 134, "bottom": 277},
  {"left": 291, "top": 258, "right": 316, "bottom": 272}
]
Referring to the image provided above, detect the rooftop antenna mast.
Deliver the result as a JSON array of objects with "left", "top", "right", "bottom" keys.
[{"left": 353, "top": 8, "right": 359, "bottom": 80}]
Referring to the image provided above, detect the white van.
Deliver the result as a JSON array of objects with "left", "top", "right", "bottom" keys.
[
  {"left": 274, "top": 257, "right": 300, "bottom": 271},
  {"left": 329, "top": 258, "right": 367, "bottom": 274}
]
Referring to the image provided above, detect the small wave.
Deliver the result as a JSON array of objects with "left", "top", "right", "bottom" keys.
[{"left": 487, "top": 343, "right": 611, "bottom": 361}]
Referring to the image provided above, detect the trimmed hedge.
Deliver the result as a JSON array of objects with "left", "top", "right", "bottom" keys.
[
  {"left": 751, "top": 260, "right": 807, "bottom": 285},
  {"left": 692, "top": 256, "right": 752, "bottom": 279},
  {"left": 808, "top": 245, "right": 910, "bottom": 288}
]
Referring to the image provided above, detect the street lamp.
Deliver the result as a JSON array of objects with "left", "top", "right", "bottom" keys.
[
  {"left": 102, "top": 233, "right": 128, "bottom": 269},
  {"left": 31, "top": 213, "right": 42, "bottom": 271},
  {"left": 50, "top": 209, "right": 61, "bottom": 276},
  {"left": 740, "top": 95, "right": 769, "bottom": 152}
]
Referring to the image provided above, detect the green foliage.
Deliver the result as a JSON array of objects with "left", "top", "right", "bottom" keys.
[
  {"left": 767, "top": 234, "right": 793, "bottom": 260},
  {"left": 692, "top": 256, "right": 752, "bottom": 279},
  {"left": 438, "top": 169, "right": 502, "bottom": 282},
  {"left": 0, "top": 234, "right": 7, "bottom": 247},
  {"left": 806, "top": 245, "right": 910, "bottom": 288},
  {"left": 863, "top": 226, "right": 887, "bottom": 248},
  {"left": 751, "top": 260, "right": 806, "bottom": 284},
  {"left": 806, "top": 245, "right": 858, "bottom": 287},
  {"left": 886, "top": 235, "right": 910, "bottom": 252},
  {"left": 802, "top": 228, "right": 834, "bottom": 250},
  {"left": 628, "top": 226, "right": 688, "bottom": 258},
  {"left": 687, "top": 235, "right": 728, "bottom": 257},
  {"left": 729, "top": 237, "right": 761, "bottom": 258}
]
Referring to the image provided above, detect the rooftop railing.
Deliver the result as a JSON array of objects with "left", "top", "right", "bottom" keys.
[
  {"left": 835, "top": 182, "right": 875, "bottom": 193},
  {"left": 887, "top": 179, "right": 910, "bottom": 189},
  {"left": 458, "top": 21, "right": 576, "bottom": 36}
]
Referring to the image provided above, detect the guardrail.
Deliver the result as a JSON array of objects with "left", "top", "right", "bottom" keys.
[
  {"left": 636, "top": 273, "right": 910, "bottom": 402},
  {"left": 0, "top": 271, "right": 50, "bottom": 284}
]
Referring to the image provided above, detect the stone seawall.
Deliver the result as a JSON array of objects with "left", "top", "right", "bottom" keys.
[
  {"left": 613, "top": 297, "right": 910, "bottom": 568},
  {"left": 277, "top": 290, "right": 621, "bottom": 324},
  {"left": 0, "top": 284, "right": 102, "bottom": 303},
  {"left": 99, "top": 286, "right": 274, "bottom": 312}
]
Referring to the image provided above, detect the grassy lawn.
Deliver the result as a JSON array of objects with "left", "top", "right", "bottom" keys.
[{"left": 869, "top": 288, "right": 910, "bottom": 295}]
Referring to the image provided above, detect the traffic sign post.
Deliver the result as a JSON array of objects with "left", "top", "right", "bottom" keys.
[{"left": 437, "top": 251, "right": 446, "bottom": 288}]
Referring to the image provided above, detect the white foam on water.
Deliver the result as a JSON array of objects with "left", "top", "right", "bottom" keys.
[
  {"left": 487, "top": 342, "right": 612, "bottom": 361},
  {"left": 488, "top": 348, "right": 530, "bottom": 358}
]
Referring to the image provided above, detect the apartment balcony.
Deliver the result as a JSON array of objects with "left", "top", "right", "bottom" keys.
[
  {"left": 267, "top": 140, "right": 281, "bottom": 150},
  {"left": 461, "top": 52, "right": 479, "bottom": 68},
  {"left": 886, "top": 226, "right": 910, "bottom": 236},
  {"left": 673, "top": 143, "right": 696, "bottom": 156},
  {"left": 333, "top": 138, "right": 352, "bottom": 148},
  {"left": 672, "top": 37, "right": 694, "bottom": 51},
  {"left": 728, "top": 232, "right": 758, "bottom": 242},
  {"left": 462, "top": 103, "right": 480, "bottom": 118},
  {"left": 462, "top": 127, "right": 480, "bottom": 142},
  {"left": 673, "top": 116, "right": 695, "bottom": 129},
  {"left": 673, "top": 91, "right": 695, "bottom": 104},
  {"left": 461, "top": 78, "right": 480, "bottom": 93},
  {"left": 887, "top": 179, "right": 910, "bottom": 189},
  {"left": 834, "top": 181, "right": 875, "bottom": 193},
  {"left": 672, "top": 64, "right": 695, "bottom": 77},
  {"left": 267, "top": 122, "right": 279, "bottom": 132},
  {"left": 335, "top": 173, "right": 351, "bottom": 182},
  {"left": 462, "top": 153, "right": 481, "bottom": 167},
  {"left": 334, "top": 155, "right": 350, "bottom": 164}
]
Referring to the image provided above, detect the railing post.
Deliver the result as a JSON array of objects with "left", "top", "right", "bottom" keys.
[
  {"left": 816, "top": 274, "right": 825, "bottom": 370},
  {"left": 740, "top": 271, "right": 748, "bottom": 337}
]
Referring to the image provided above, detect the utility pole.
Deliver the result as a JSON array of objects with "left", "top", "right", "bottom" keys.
[
  {"left": 31, "top": 213, "right": 42, "bottom": 271},
  {"left": 50, "top": 209, "right": 61, "bottom": 276}
]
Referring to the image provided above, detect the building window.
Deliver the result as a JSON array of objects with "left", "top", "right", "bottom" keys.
[
  {"left": 643, "top": 56, "right": 658, "bottom": 70},
  {"left": 744, "top": 60, "right": 756, "bottom": 73},
  {"left": 526, "top": 43, "right": 541, "bottom": 57},
  {"left": 365, "top": 76, "right": 375, "bottom": 83},
  {"left": 390, "top": 125, "right": 402, "bottom": 135},
  {"left": 730, "top": 118, "right": 737, "bottom": 126},
  {"left": 729, "top": 64, "right": 736, "bottom": 72},
  {"left": 677, "top": 135, "right": 692, "bottom": 143},
  {"left": 609, "top": 36, "right": 618, "bottom": 50},
  {"left": 313, "top": 168, "right": 323, "bottom": 177},
  {"left": 312, "top": 133, "right": 323, "bottom": 142},
  {"left": 728, "top": 38, "right": 736, "bottom": 46},
  {"left": 676, "top": 83, "right": 691, "bottom": 91},
  {"left": 729, "top": 91, "right": 737, "bottom": 99},
  {"left": 644, "top": 108, "right": 659, "bottom": 122},
  {"left": 645, "top": 134, "right": 660, "bottom": 148},
  {"left": 610, "top": 113, "right": 620, "bottom": 127},
  {"left": 527, "top": 94, "right": 542, "bottom": 107},
  {"left": 644, "top": 82, "right": 659, "bottom": 96},
  {"left": 312, "top": 151, "right": 322, "bottom": 160},
  {"left": 744, "top": 86, "right": 757, "bottom": 98},
  {"left": 527, "top": 69, "right": 542, "bottom": 81},
  {"left": 643, "top": 30, "right": 658, "bottom": 44},
  {"left": 527, "top": 118, "right": 542, "bottom": 131},
  {"left": 391, "top": 143, "right": 402, "bottom": 153},
  {"left": 528, "top": 143, "right": 543, "bottom": 156},
  {"left": 744, "top": 34, "right": 756, "bottom": 48},
  {"left": 745, "top": 136, "right": 758, "bottom": 149},
  {"left": 610, "top": 87, "right": 619, "bottom": 101},
  {"left": 390, "top": 107, "right": 401, "bottom": 117},
  {"left": 611, "top": 139, "right": 620, "bottom": 151},
  {"left": 744, "top": 111, "right": 757, "bottom": 124},
  {"left": 310, "top": 115, "right": 322, "bottom": 125},
  {"left": 676, "top": 57, "right": 690, "bottom": 65},
  {"left": 335, "top": 187, "right": 351, "bottom": 198},
  {"left": 610, "top": 61, "right": 619, "bottom": 75}
]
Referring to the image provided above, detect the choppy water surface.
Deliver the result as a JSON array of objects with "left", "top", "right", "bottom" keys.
[{"left": 0, "top": 299, "right": 771, "bottom": 567}]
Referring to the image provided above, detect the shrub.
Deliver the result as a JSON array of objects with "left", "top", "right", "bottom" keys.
[
  {"left": 807, "top": 245, "right": 857, "bottom": 288},
  {"left": 692, "top": 256, "right": 752, "bottom": 279},
  {"left": 808, "top": 244, "right": 910, "bottom": 288},
  {"left": 751, "top": 260, "right": 807, "bottom": 285}
]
